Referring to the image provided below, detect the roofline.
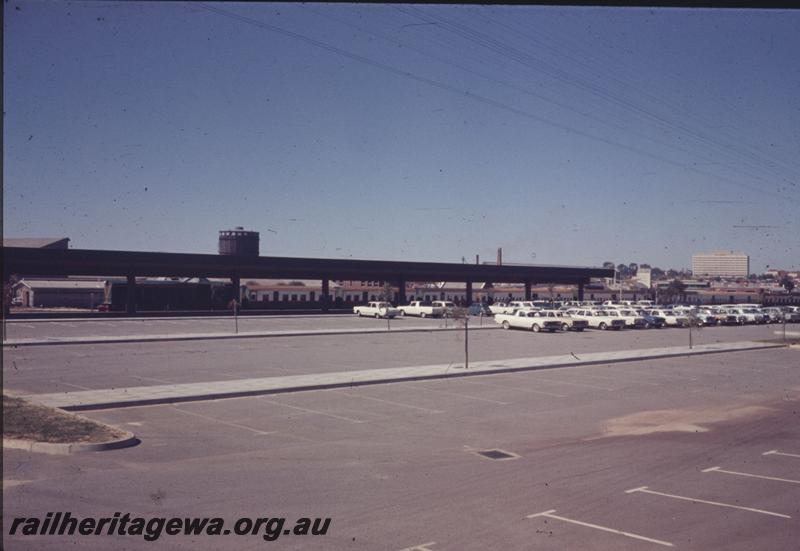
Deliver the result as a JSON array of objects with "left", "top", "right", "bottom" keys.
[{"left": 3, "top": 247, "right": 613, "bottom": 284}]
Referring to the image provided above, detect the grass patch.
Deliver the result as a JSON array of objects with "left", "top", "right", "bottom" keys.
[{"left": 3, "top": 395, "right": 127, "bottom": 444}]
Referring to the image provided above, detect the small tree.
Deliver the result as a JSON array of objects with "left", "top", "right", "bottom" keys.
[
  {"left": 3, "top": 275, "right": 20, "bottom": 341},
  {"left": 379, "top": 282, "right": 394, "bottom": 303},
  {"left": 663, "top": 279, "right": 687, "bottom": 303},
  {"left": 684, "top": 309, "right": 704, "bottom": 349},
  {"left": 780, "top": 276, "right": 796, "bottom": 293}
]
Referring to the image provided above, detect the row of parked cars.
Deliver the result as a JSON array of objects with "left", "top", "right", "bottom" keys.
[
  {"left": 491, "top": 301, "right": 800, "bottom": 333},
  {"left": 353, "top": 299, "right": 800, "bottom": 333}
]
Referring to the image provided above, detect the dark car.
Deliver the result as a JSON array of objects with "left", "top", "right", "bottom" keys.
[
  {"left": 636, "top": 310, "right": 665, "bottom": 328},
  {"left": 468, "top": 303, "right": 492, "bottom": 316}
]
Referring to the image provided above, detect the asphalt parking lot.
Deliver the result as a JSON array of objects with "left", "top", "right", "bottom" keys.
[
  {"left": 3, "top": 314, "right": 453, "bottom": 339},
  {"left": 3, "top": 318, "right": 798, "bottom": 550},
  {"left": 1, "top": 321, "right": 783, "bottom": 395}
]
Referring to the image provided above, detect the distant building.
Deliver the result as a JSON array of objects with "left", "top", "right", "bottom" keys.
[
  {"left": 692, "top": 251, "right": 749, "bottom": 278},
  {"left": 3, "top": 237, "right": 69, "bottom": 249},
  {"left": 635, "top": 267, "right": 652, "bottom": 288},
  {"left": 13, "top": 278, "right": 108, "bottom": 308}
]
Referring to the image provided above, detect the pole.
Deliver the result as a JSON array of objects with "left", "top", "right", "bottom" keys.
[
  {"left": 783, "top": 311, "right": 787, "bottom": 343},
  {"left": 464, "top": 315, "right": 469, "bottom": 369},
  {"left": 234, "top": 300, "right": 239, "bottom": 334}
]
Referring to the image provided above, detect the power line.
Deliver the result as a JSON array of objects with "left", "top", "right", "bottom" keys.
[
  {"left": 196, "top": 3, "right": 797, "bottom": 204},
  {"left": 308, "top": 5, "right": 795, "bottom": 198},
  {"left": 399, "top": 6, "right": 799, "bottom": 189}
]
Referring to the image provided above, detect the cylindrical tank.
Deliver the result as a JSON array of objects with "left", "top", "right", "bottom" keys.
[{"left": 218, "top": 227, "right": 260, "bottom": 256}]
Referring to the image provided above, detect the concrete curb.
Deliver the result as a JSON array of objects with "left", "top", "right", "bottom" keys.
[
  {"left": 27, "top": 341, "right": 785, "bottom": 412},
  {"left": 2, "top": 324, "right": 498, "bottom": 347},
  {"left": 3, "top": 432, "right": 140, "bottom": 455}
]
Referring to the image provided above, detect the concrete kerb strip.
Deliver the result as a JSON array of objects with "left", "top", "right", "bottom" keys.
[
  {"left": 21, "top": 341, "right": 785, "bottom": 412},
  {"left": 2, "top": 324, "right": 499, "bottom": 347},
  {"left": 6, "top": 313, "right": 354, "bottom": 323},
  {"left": 2, "top": 432, "right": 140, "bottom": 455}
]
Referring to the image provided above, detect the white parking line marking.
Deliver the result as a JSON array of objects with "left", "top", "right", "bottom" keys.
[
  {"left": 14, "top": 323, "right": 35, "bottom": 329},
  {"left": 574, "top": 372, "right": 660, "bottom": 386},
  {"left": 131, "top": 375, "right": 174, "bottom": 384},
  {"left": 530, "top": 377, "right": 614, "bottom": 391},
  {"left": 398, "top": 383, "right": 511, "bottom": 405},
  {"left": 763, "top": 450, "right": 800, "bottom": 459},
  {"left": 59, "top": 381, "right": 94, "bottom": 390},
  {"left": 171, "top": 407, "right": 275, "bottom": 435},
  {"left": 399, "top": 542, "right": 436, "bottom": 551},
  {"left": 259, "top": 398, "right": 366, "bottom": 423},
  {"left": 332, "top": 391, "right": 443, "bottom": 413},
  {"left": 457, "top": 379, "right": 567, "bottom": 397},
  {"left": 527, "top": 509, "right": 673, "bottom": 547},
  {"left": 702, "top": 466, "right": 800, "bottom": 484},
  {"left": 626, "top": 486, "right": 790, "bottom": 518}
]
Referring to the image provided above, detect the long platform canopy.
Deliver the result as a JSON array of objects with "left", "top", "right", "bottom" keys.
[{"left": 3, "top": 247, "right": 613, "bottom": 285}]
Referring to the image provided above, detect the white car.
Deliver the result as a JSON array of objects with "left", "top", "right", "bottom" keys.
[
  {"left": 569, "top": 309, "right": 626, "bottom": 330},
  {"left": 616, "top": 309, "right": 649, "bottom": 329},
  {"left": 489, "top": 303, "right": 516, "bottom": 315},
  {"left": 647, "top": 309, "right": 689, "bottom": 327},
  {"left": 538, "top": 309, "right": 588, "bottom": 331},
  {"left": 761, "top": 307, "right": 784, "bottom": 323},
  {"left": 726, "top": 308, "right": 765, "bottom": 324},
  {"left": 397, "top": 301, "right": 445, "bottom": 318},
  {"left": 431, "top": 301, "right": 457, "bottom": 317},
  {"left": 495, "top": 310, "right": 562, "bottom": 332},
  {"left": 508, "top": 301, "right": 539, "bottom": 311},
  {"left": 353, "top": 301, "right": 400, "bottom": 319}
]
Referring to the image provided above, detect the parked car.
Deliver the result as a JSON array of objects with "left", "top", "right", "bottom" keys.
[
  {"left": 761, "top": 307, "right": 784, "bottom": 323},
  {"left": 398, "top": 301, "right": 445, "bottom": 318},
  {"left": 726, "top": 307, "right": 764, "bottom": 324},
  {"left": 646, "top": 309, "right": 689, "bottom": 327},
  {"left": 634, "top": 310, "right": 666, "bottom": 328},
  {"left": 569, "top": 309, "right": 625, "bottom": 330},
  {"left": 353, "top": 301, "right": 400, "bottom": 319},
  {"left": 495, "top": 310, "right": 562, "bottom": 332},
  {"left": 467, "top": 303, "right": 492, "bottom": 316},
  {"left": 717, "top": 308, "right": 746, "bottom": 325},
  {"left": 538, "top": 309, "right": 588, "bottom": 331},
  {"left": 692, "top": 309, "right": 720, "bottom": 326},
  {"left": 508, "top": 301, "right": 538, "bottom": 311},
  {"left": 610, "top": 309, "right": 648, "bottom": 329},
  {"left": 489, "top": 303, "right": 516, "bottom": 315},
  {"left": 431, "top": 300, "right": 457, "bottom": 317},
  {"left": 779, "top": 306, "right": 800, "bottom": 323}
]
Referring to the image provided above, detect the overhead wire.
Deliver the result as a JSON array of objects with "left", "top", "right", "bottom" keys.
[
  {"left": 397, "top": 6, "right": 798, "bottom": 192},
  {"left": 305, "top": 5, "right": 792, "bottom": 193},
  {"left": 195, "top": 3, "right": 797, "bottom": 204},
  {"left": 477, "top": 7, "right": 800, "bottom": 183}
]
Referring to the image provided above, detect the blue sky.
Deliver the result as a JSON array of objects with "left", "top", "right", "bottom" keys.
[{"left": 4, "top": 2, "right": 799, "bottom": 271}]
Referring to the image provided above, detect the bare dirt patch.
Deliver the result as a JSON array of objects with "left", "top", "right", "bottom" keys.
[
  {"left": 3, "top": 394, "right": 127, "bottom": 444},
  {"left": 599, "top": 404, "right": 776, "bottom": 437}
]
